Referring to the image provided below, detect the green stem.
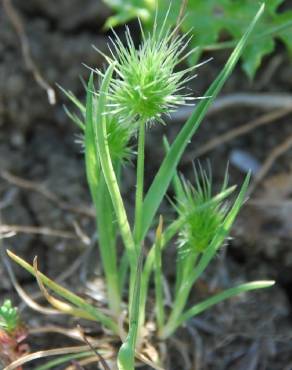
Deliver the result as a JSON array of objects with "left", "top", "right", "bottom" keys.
[
  {"left": 134, "top": 120, "right": 146, "bottom": 246},
  {"left": 128, "top": 119, "right": 146, "bottom": 310},
  {"left": 118, "top": 251, "right": 129, "bottom": 295},
  {"left": 139, "top": 217, "right": 182, "bottom": 328},
  {"left": 154, "top": 216, "right": 165, "bottom": 332},
  {"left": 117, "top": 251, "right": 144, "bottom": 370},
  {"left": 175, "top": 250, "right": 198, "bottom": 298}
]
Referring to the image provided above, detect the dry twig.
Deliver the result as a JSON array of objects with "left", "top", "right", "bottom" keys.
[
  {"left": 0, "top": 210, "right": 62, "bottom": 315},
  {"left": 0, "top": 170, "right": 94, "bottom": 218},
  {"left": 249, "top": 134, "right": 292, "bottom": 195},
  {"left": 3, "top": 344, "right": 114, "bottom": 370},
  {"left": 169, "top": 337, "right": 192, "bottom": 370},
  {"left": 171, "top": 93, "right": 292, "bottom": 122},
  {"left": 187, "top": 326, "right": 204, "bottom": 370},
  {"left": 0, "top": 224, "right": 78, "bottom": 239},
  {"left": 78, "top": 325, "right": 111, "bottom": 370},
  {"left": 3, "top": 0, "right": 56, "bottom": 104},
  {"left": 191, "top": 107, "right": 292, "bottom": 158}
]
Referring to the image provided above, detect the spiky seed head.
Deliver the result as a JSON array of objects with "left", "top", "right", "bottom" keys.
[
  {"left": 106, "top": 24, "right": 194, "bottom": 125},
  {"left": 105, "top": 116, "right": 134, "bottom": 163},
  {"left": 63, "top": 90, "right": 134, "bottom": 164},
  {"left": 176, "top": 167, "right": 229, "bottom": 257}
]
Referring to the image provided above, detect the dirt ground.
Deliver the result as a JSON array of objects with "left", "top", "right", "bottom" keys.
[{"left": 1, "top": 1, "right": 292, "bottom": 369}]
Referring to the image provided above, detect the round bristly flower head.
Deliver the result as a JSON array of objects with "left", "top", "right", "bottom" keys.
[
  {"left": 61, "top": 86, "right": 134, "bottom": 164},
  {"left": 106, "top": 22, "right": 195, "bottom": 125},
  {"left": 176, "top": 166, "right": 230, "bottom": 257}
]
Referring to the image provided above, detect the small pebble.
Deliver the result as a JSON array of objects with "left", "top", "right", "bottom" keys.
[{"left": 230, "top": 149, "right": 261, "bottom": 175}]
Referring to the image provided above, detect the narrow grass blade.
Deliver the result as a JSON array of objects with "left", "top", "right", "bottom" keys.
[
  {"left": 85, "top": 74, "right": 120, "bottom": 315},
  {"left": 85, "top": 72, "right": 100, "bottom": 206},
  {"left": 140, "top": 4, "right": 265, "bottom": 243},
  {"left": 7, "top": 250, "right": 118, "bottom": 333},
  {"left": 58, "top": 84, "right": 86, "bottom": 130},
  {"left": 64, "top": 106, "right": 85, "bottom": 131},
  {"left": 163, "top": 136, "right": 185, "bottom": 296},
  {"left": 175, "top": 280, "right": 275, "bottom": 332},
  {"left": 163, "top": 136, "right": 184, "bottom": 201},
  {"left": 34, "top": 352, "right": 92, "bottom": 370},
  {"left": 58, "top": 84, "right": 86, "bottom": 114},
  {"left": 33, "top": 257, "right": 95, "bottom": 321},
  {"left": 3, "top": 346, "right": 102, "bottom": 370},
  {"left": 89, "top": 66, "right": 137, "bottom": 272},
  {"left": 118, "top": 251, "right": 129, "bottom": 294}
]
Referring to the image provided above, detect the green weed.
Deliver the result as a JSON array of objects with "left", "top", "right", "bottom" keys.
[{"left": 8, "top": 4, "right": 274, "bottom": 369}]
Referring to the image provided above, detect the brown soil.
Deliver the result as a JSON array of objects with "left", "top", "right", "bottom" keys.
[{"left": 1, "top": 1, "right": 292, "bottom": 369}]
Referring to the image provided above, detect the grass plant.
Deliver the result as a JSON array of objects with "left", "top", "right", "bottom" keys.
[{"left": 7, "top": 3, "right": 275, "bottom": 369}]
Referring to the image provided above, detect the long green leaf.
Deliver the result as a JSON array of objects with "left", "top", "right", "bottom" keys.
[
  {"left": 85, "top": 73, "right": 100, "bottom": 206},
  {"left": 90, "top": 66, "right": 137, "bottom": 274},
  {"left": 167, "top": 280, "right": 275, "bottom": 337},
  {"left": 154, "top": 216, "right": 165, "bottom": 331},
  {"left": 85, "top": 74, "right": 120, "bottom": 316},
  {"left": 140, "top": 4, "right": 265, "bottom": 244},
  {"left": 7, "top": 250, "right": 118, "bottom": 334}
]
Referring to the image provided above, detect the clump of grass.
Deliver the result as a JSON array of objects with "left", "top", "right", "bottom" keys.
[{"left": 7, "top": 3, "right": 274, "bottom": 370}]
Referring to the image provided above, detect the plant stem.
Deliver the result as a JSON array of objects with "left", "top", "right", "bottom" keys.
[
  {"left": 117, "top": 251, "right": 144, "bottom": 370},
  {"left": 134, "top": 119, "right": 146, "bottom": 246},
  {"left": 154, "top": 216, "right": 165, "bottom": 332},
  {"left": 139, "top": 217, "right": 182, "bottom": 328},
  {"left": 175, "top": 251, "right": 198, "bottom": 298}
]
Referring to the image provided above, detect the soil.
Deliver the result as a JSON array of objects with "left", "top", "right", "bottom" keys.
[{"left": 1, "top": 1, "right": 292, "bottom": 369}]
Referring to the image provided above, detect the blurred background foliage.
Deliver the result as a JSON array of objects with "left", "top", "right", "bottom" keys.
[{"left": 103, "top": 0, "right": 292, "bottom": 78}]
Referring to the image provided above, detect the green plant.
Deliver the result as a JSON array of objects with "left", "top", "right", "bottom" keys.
[
  {"left": 8, "top": 4, "right": 274, "bottom": 370},
  {"left": 0, "top": 300, "right": 19, "bottom": 333},
  {"left": 103, "top": 0, "right": 292, "bottom": 78},
  {"left": 0, "top": 300, "right": 28, "bottom": 369}
]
